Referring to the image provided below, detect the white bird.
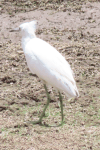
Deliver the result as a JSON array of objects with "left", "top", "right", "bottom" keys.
[{"left": 12, "top": 20, "right": 79, "bottom": 126}]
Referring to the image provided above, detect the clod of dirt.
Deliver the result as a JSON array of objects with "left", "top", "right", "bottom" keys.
[
  {"left": 20, "top": 92, "right": 40, "bottom": 102},
  {"left": 0, "top": 106, "right": 8, "bottom": 111},
  {"left": 1, "top": 76, "right": 16, "bottom": 84}
]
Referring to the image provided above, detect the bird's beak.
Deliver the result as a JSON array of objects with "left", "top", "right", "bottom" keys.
[{"left": 10, "top": 27, "right": 20, "bottom": 32}]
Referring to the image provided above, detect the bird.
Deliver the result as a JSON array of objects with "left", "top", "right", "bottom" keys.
[{"left": 12, "top": 20, "right": 79, "bottom": 126}]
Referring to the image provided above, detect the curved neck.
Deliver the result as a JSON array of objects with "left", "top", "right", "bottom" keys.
[{"left": 21, "top": 34, "right": 36, "bottom": 50}]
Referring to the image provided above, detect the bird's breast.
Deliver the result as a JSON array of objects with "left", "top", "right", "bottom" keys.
[{"left": 24, "top": 50, "right": 37, "bottom": 73}]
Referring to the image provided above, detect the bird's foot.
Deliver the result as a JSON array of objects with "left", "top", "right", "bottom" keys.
[{"left": 28, "top": 120, "right": 42, "bottom": 125}]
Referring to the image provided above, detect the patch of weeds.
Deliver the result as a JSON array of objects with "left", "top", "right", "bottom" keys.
[
  {"left": 55, "top": 111, "right": 60, "bottom": 117},
  {"left": 1, "top": 128, "right": 8, "bottom": 132},
  {"left": 56, "top": 37, "right": 60, "bottom": 40}
]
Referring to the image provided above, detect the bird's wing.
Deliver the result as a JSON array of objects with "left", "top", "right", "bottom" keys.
[{"left": 25, "top": 38, "right": 75, "bottom": 85}]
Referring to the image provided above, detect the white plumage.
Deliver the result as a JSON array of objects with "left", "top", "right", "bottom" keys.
[{"left": 14, "top": 20, "right": 79, "bottom": 125}]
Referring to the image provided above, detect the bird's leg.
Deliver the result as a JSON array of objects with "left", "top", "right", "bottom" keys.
[
  {"left": 37, "top": 84, "right": 51, "bottom": 123},
  {"left": 30, "top": 84, "right": 51, "bottom": 125},
  {"left": 59, "top": 92, "right": 64, "bottom": 125},
  {"left": 31, "top": 84, "right": 50, "bottom": 125}
]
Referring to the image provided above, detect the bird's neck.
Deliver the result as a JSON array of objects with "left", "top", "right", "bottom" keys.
[{"left": 21, "top": 34, "right": 36, "bottom": 50}]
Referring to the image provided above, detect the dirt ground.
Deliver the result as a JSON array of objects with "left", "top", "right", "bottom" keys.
[{"left": 0, "top": 0, "right": 100, "bottom": 149}]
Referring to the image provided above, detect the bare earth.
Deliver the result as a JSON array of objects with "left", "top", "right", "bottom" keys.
[{"left": 0, "top": 0, "right": 100, "bottom": 150}]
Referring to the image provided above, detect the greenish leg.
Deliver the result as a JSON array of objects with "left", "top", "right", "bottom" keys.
[
  {"left": 38, "top": 84, "right": 51, "bottom": 122},
  {"left": 59, "top": 92, "right": 64, "bottom": 125},
  {"left": 31, "top": 84, "right": 51, "bottom": 124}
]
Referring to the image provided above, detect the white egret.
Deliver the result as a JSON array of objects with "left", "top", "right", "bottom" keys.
[{"left": 12, "top": 21, "right": 79, "bottom": 126}]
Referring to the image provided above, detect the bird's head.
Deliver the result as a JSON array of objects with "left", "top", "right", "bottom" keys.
[{"left": 11, "top": 20, "right": 37, "bottom": 38}]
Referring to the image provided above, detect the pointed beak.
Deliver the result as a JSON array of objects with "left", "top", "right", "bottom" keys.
[{"left": 10, "top": 27, "right": 20, "bottom": 32}]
